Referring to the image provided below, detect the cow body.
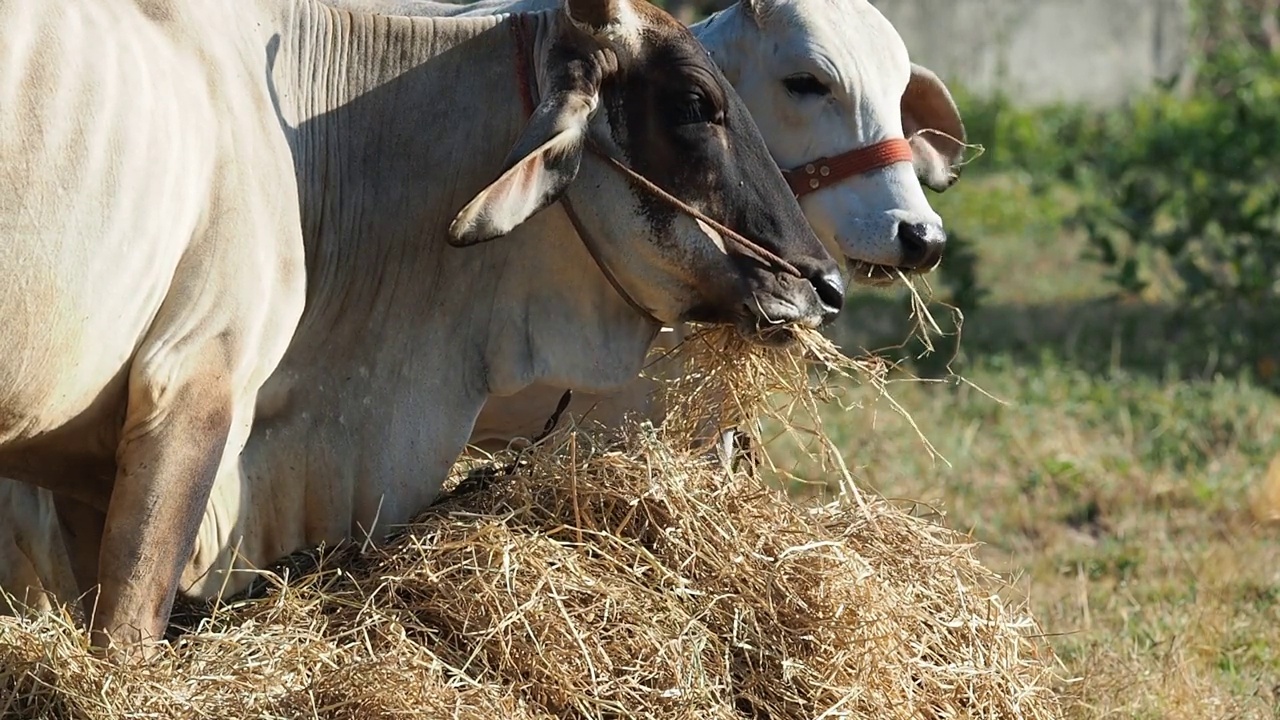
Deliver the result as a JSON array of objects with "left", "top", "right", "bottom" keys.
[
  {"left": 0, "top": 0, "right": 310, "bottom": 648},
  {"left": 0, "top": 0, "right": 974, "bottom": 625}
]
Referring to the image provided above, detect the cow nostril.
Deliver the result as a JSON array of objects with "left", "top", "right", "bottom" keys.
[
  {"left": 808, "top": 269, "right": 845, "bottom": 317},
  {"left": 898, "top": 222, "right": 946, "bottom": 270}
]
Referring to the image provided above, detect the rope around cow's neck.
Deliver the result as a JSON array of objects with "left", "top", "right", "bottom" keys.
[{"left": 509, "top": 14, "right": 662, "bottom": 326}]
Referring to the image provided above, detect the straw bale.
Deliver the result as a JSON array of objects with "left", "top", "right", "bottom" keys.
[{"left": 0, "top": 326, "right": 1065, "bottom": 720}]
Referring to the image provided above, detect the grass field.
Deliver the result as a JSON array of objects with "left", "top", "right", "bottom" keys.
[{"left": 771, "top": 173, "right": 1280, "bottom": 718}]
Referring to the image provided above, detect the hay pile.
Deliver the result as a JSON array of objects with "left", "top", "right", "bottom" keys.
[{"left": 0, "top": 327, "right": 1065, "bottom": 719}]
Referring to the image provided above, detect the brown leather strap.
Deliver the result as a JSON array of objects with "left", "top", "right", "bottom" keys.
[
  {"left": 781, "top": 138, "right": 915, "bottom": 198},
  {"left": 530, "top": 388, "right": 574, "bottom": 444}
]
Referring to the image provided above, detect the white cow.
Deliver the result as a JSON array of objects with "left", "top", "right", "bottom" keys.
[{"left": 0, "top": 0, "right": 841, "bottom": 652}]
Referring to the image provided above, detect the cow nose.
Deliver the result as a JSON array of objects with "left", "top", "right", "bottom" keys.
[
  {"left": 806, "top": 268, "right": 846, "bottom": 321},
  {"left": 898, "top": 222, "right": 946, "bottom": 270}
]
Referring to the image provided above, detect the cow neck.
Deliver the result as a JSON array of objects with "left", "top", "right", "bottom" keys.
[
  {"left": 506, "top": 15, "right": 806, "bottom": 322},
  {"left": 779, "top": 138, "right": 915, "bottom": 198}
]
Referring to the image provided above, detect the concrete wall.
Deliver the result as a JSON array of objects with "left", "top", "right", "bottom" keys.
[{"left": 868, "top": 0, "right": 1192, "bottom": 107}]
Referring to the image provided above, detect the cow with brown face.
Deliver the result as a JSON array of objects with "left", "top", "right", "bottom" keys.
[
  {"left": 449, "top": 0, "right": 847, "bottom": 342},
  {"left": 0, "top": 0, "right": 837, "bottom": 654},
  {"left": 598, "top": 16, "right": 848, "bottom": 333}
]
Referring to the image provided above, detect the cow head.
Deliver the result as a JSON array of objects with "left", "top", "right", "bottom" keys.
[
  {"left": 450, "top": 0, "right": 844, "bottom": 344},
  {"left": 697, "top": 0, "right": 967, "bottom": 286}
]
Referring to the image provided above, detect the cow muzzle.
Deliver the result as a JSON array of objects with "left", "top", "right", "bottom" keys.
[{"left": 733, "top": 267, "right": 844, "bottom": 345}]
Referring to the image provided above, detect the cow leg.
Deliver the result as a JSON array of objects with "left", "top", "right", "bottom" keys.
[
  {"left": 0, "top": 551, "right": 47, "bottom": 614},
  {"left": 88, "top": 255, "right": 301, "bottom": 654},
  {"left": 83, "top": 130, "right": 303, "bottom": 655},
  {"left": 709, "top": 426, "right": 761, "bottom": 479},
  {"left": 732, "top": 430, "right": 760, "bottom": 479},
  {"left": 715, "top": 427, "right": 736, "bottom": 471},
  {"left": 52, "top": 494, "right": 105, "bottom": 616},
  {"left": 90, "top": 367, "right": 235, "bottom": 653},
  {"left": 0, "top": 489, "right": 61, "bottom": 615}
]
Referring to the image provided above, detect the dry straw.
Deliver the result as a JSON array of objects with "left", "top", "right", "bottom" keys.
[{"left": 1, "top": 316, "right": 1065, "bottom": 719}]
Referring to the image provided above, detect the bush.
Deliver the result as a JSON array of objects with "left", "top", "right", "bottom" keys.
[
  {"left": 1069, "top": 0, "right": 1280, "bottom": 308},
  {"left": 1073, "top": 50, "right": 1280, "bottom": 307},
  {"left": 940, "top": 0, "right": 1280, "bottom": 311},
  {"left": 943, "top": 89, "right": 1110, "bottom": 186}
]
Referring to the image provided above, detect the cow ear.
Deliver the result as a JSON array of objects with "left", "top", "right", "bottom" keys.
[
  {"left": 449, "top": 89, "right": 596, "bottom": 246},
  {"left": 902, "top": 63, "right": 967, "bottom": 192}
]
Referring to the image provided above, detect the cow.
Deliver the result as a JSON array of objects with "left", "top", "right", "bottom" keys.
[
  {"left": 325, "top": 0, "right": 968, "bottom": 451},
  {"left": 0, "top": 0, "right": 841, "bottom": 654}
]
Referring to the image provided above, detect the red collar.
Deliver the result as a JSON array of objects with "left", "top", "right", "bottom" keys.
[{"left": 780, "top": 138, "right": 914, "bottom": 198}]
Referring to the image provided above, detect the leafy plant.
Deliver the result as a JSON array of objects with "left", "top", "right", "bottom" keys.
[{"left": 1073, "top": 0, "right": 1280, "bottom": 308}]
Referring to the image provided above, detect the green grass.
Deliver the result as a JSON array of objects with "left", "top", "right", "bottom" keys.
[{"left": 769, "top": 174, "right": 1280, "bottom": 718}]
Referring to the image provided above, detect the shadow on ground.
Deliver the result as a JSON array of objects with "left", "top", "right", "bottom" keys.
[{"left": 830, "top": 292, "right": 1280, "bottom": 390}]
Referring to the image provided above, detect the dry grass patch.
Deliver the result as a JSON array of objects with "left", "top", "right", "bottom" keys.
[
  {"left": 1, "top": 327, "right": 1064, "bottom": 719},
  {"left": 765, "top": 351, "right": 1280, "bottom": 719}
]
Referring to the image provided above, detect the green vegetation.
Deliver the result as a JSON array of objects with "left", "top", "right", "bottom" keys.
[
  {"left": 797, "top": 187, "right": 1280, "bottom": 719},
  {"left": 769, "top": 3, "right": 1280, "bottom": 715}
]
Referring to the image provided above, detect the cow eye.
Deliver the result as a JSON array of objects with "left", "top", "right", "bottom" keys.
[
  {"left": 782, "top": 73, "right": 830, "bottom": 97},
  {"left": 673, "top": 90, "right": 719, "bottom": 126}
]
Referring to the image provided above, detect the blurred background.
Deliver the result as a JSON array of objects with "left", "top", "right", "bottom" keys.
[
  {"left": 667, "top": 0, "right": 1280, "bottom": 715},
  {"left": 811, "top": 0, "right": 1280, "bottom": 716}
]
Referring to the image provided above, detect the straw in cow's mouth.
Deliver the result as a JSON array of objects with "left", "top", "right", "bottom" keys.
[{"left": 847, "top": 259, "right": 933, "bottom": 286}]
